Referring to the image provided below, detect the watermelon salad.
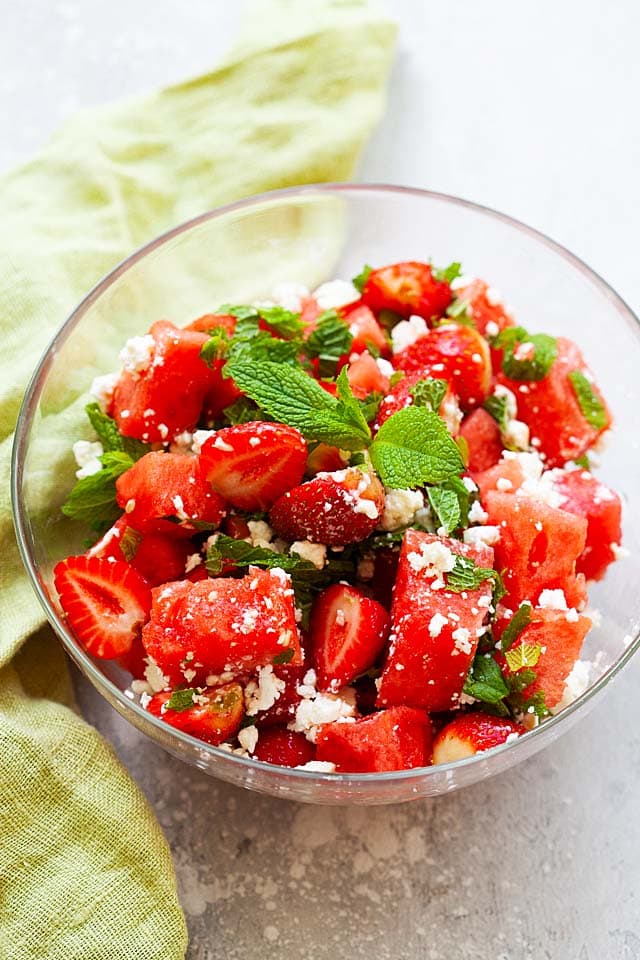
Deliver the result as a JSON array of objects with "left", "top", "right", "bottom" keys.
[{"left": 53, "top": 260, "right": 623, "bottom": 774}]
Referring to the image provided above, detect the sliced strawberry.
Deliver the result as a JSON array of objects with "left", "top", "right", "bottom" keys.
[
  {"left": 116, "top": 451, "right": 226, "bottom": 537},
  {"left": 346, "top": 353, "right": 390, "bottom": 399},
  {"left": 432, "top": 713, "right": 525, "bottom": 764},
  {"left": 200, "top": 422, "right": 307, "bottom": 511},
  {"left": 141, "top": 566, "right": 302, "bottom": 684},
  {"left": 374, "top": 370, "right": 461, "bottom": 434},
  {"left": 305, "top": 443, "right": 348, "bottom": 477},
  {"left": 269, "top": 468, "right": 385, "bottom": 546},
  {"left": 393, "top": 323, "right": 492, "bottom": 410},
  {"left": 340, "top": 301, "right": 390, "bottom": 357},
  {"left": 310, "top": 583, "right": 390, "bottom": 692},
  {"left": 146, "top": 682, "right": 244, "bottom": 746},
  {"left": 376, "top": 531, "right": 495, "bottom": 712},
  {"left": 361, "top": 261, "right": 452, "bottom": 321},
  {"left": 459, "top": 408, "right": 503, "bottom": 473},
  {"left": 54, "top": 555, "right": 152, "bottom": 659},
  {"left": 252, "top": 728, "right": 316, "bottom": 767},
  {"left": 450, "top": 278, "right": 514, "bottom": 338},
  {"left": 315, "top": 706, "right": 433, "bottom": 772}
]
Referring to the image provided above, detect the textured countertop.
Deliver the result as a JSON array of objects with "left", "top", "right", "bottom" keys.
[{"left": 4, "top": 2, "right": 640, "bottom": 956}]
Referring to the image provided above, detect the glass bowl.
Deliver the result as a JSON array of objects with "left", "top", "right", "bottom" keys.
[{"left": 11, "top": 184, "right": 640, "bottom": 805}]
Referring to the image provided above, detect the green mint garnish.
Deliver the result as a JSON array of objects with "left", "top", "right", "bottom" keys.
[
  {"left": 568, "top": 370, "right": 608, "bottom": 430},
  {"left": 120, "top": 525, "right": 142, "bottom": 562},
  {"left": 352, "top": 264, "right": 373, "bottom": 293},
  {"left": 62, "top": 450, "right": 134, "bottom": 534},
  {"left": 409, "top": 377, "right": 448, "bottom": 414},
  {"left": 426, "top": 486, "right": 460, "bottom": 535},
  {"left": 272, "top": 648, "right": 295, "bottom": 666},
  {"left": 166, "top": 689, "right": 197, "bottom": 712},
  {"left": 500, "top": 602, "right": 533, "bottom": 652},
  {"left": 85, "top": 402, "right": 149, "bottom": 460},
  {"left": 445, "top": 555, "right": 504, "bottom": 598},
  {"left": 222, "top": 397, "right": 265, "bottom": 425},
  {"left": 303, "top": 310, "right": 353, "bottom": 378},
  {"left": 495, "top": 326, "right": 557, "bottom": 381},
  {"left": 205, "top": 535, "right": 317, "bottom": 576},
  {"left": 369, "top": 405, "right": 465, "bottom": 488},
  {"left": 483, "top": 394, "right": 509, "bottom": 431},
  {"left": 463, "top": 654, "right": 509, "bottom": 704},
  {"left": 432, "top": 261, "right": 462, "bottom": 284}
]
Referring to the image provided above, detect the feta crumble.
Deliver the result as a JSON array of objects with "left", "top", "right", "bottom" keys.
[
  {"left": 380, "top": 488, "right": 424, "bottom": 531},
  {"left": 244, "top": 665, "right": 286, "bottom": 716},
  {"left": 191, "top": 430, "right": 217, "bottom": 455},
  {"left": 119, "top": 334, "right": 155, "bottom": 377},
  {"left": 313, "top": 279, "right": 359, "bottom": 310},
  {"left": 290, "top": 541, "right": 327, "bottom": 569},
  {"left": 406, "top": 541, "right": 456, "bottom": 578},
  {"left": 463, "top": 525, "right": 501, "bottom": 547},
  {"left": 238, "top": 725, "right": 259, "bottom": 754},
  {"left": 391, "top": 315, "right": 429, "bottom": 354},
  {"left": 428, "top": 613, "right": 448, "bottom": 638},
  {"left": 271, "top": 281, "right": 309, "bottom": 312},
  {"left": 72, "top": 440, "right": 104, "bottom": 479},
  {"left": 89, "top": 372, "right": 119, "bottom": 412},
  {"left": 289, "top": 688, "right": 357, "bottom": 743}
]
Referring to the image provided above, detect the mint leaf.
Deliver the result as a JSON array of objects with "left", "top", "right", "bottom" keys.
[
  {"left": 62, "top": 450, "right": 134, "bottom": 533},
  {"left": 505, "top": 642, "right": 542, "bottom": 672},
  {"left": 225, "top": 360, "right": 371, "bottom": 451},
  {"left": 222, "top": 397, "right": 264, "bottom": 425},
  {"left": 369, "top": 405, "right": 464, "bottom": 488},
  {"left": 166, "top": 689, "right": 197, "bottom": 712},
  {"left": 218, "top": 304, "right": 259, "bottom": 321},
  {"left": 483, "top": 394, "right": 509, "bottom": 431},
  {"left": 377, "top": 309, "right": 404, "bottom": 331},
  {"left": 445, "top": 554, "right": 502, "bottom": 596},
  {"left": 272, "top": 648, "right": 295, "bottom": 666},
  {"left": 573, "top": 453, "right": 590, "bottom": 470},
  {"left": 258, "top": 305, "right": 305, "bottom": 339},
  {"left": 500, "top": 602, "right": 533, "bottom": 651},
  {"left": 495, "top": 326, "right": 557, "bottom": 381},
  {"left": 85, "top": 402, "right": 148, "bottom": 460},
  {"left": 352, "top": 264, "right": 373, "bottom": 293},
  {"left": 206, "top": 535, "right": 317, "bottom": 576},
  {"left": 303, "top": 310, "right": 353, "bottom": 378},
  {"left": 463, "top": 654, "right": 509, "bottom": 704},
  {"left": 426, "top": 487, "right": 460, "bottom": 535},
  {"left": 358, "top": 390, "right": 383, "bottom": 424},
  {"left": 335, "top": 366, "right": 372, "bottom": 440},
  {"left": 432, "top": 261, "right": 462, "bottom": 284},
  {"left": 200, "top": 328, "right": 231, "bottom": 366},
  {"left": 569, "top": 370, "right": 608, "bottom": 429},
  {"left": 445, "top": 298, "right": 474, "bottom": 325},
  {"left": 409, "top": 377, "right": 448, "bottom": 413}
]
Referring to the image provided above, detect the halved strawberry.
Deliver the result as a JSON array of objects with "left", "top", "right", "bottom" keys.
[
  {"left": 340, "top": 301, "right": 390, "bottom": 357},
  {"left": 54, "top": 555, "right": 152, "bottom": 659},
  {"left": 269, "top": 468, "right": 385, "bottom": 546},
  {"left": 200, "top": 422, "right": 307, "bottom": 511},
  {"left": 146, "top": 682, "right": 244, "bottom": 746},
  {"left": 432, "top": 713, "right": 525, "bottom": 764},
  {"left": 305, "top": 443, "right": 348, "bottom": 477},
  {"left": 315, "top": 706, "right": 433, "bottom": 772},
  {"left": 346, "top": 353, "right": 390, "bottom": 399},
  {"left": 141, "top": 566, "right": 302, "bottom": 684},
  {"left": 310, "top": 583, "right": 390, "bottom": 692},
  {"left": 393, "top": 323, "right": 492, "bottom": 410},
  {"left": 116, "top": 451, "right": 226, "bottom": 537},
  {"left": 361, "top": 261, "right": 452, "bottom": 321},
  {"left": 252, "top": 728, "right": 316, "bottom": 767}
]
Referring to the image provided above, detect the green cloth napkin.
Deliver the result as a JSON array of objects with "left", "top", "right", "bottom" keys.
[{"left": 0, "top": 2, "right": 396, "bottom": 957}]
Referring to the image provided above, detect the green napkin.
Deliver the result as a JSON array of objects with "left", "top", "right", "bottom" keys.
[{"left": 0, "top": 2, "right": 395, "bottom": 956}]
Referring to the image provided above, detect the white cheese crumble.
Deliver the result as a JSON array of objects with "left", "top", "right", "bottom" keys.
[
  {"left": 213, "top": 436, "right": 234, "bottom": 452},
  {"left": 295, "top": 760, "right": 337, "bottom": 773},
  {"left": 376, "top": 357, "right": 395, "bottom": 378},
  {"left": 247, "top": 520, "right": 277, "bottom": 550},
  {"left": 118, "top": 334, "right": 155, "bottom": 377},
  {"left": 468, "top": 500, "right": 489, "bottom": 525},
  {"left": 391, "top": 314, "right": 429, "bottom": 354},
  {"left": 537, "top": 589, "right": 568, "bottom": 610},
  {"left": 463, "top": 525, "right": 501, "bottom": 547},
  {"left": 144, "top": 658, "right": 169, "bottom": 693},
  {"left": 441, "top": 391, "right": 463, "bottom": 435},
  {"left": 380, "top": 489, "right": 424, "bottom": 531},
  {"left": 289, "top": 688, "right": 357, "bottom": 743},
  {"left": 406, "top": 541, "right": 456, "bottom": 579},
  {"left": 450, "top": 275, "right": 476, "bottom": 291},
  {"left": 428, "top": 613, "right": 448, "bottom": 638},
  {"left": 271, "top": 281, "right": 309, "bottom": 312},
  {"left": 313, "top": 279, "right": 359, "bottom": 310},
  {"left": 551, "top": 660, "right": 593, "bottom": 713},
  {"left": 184, "top": 553, "right": 202, "bottom": 573},
  {"left": 191, "top": 430, "right": 217, "bottom": 455},
  {"left": 451, "top": 627, "right": 473, "bottom": 656},
  {"left": 244, "top": 665, "right": 286, "bottom": 716},
  {"left": 237, "top": 725, "right": 259, "bottom": 754},
  {"left": 89, "top": 372, "right": 119, "bottom": 412},
  {"left": 485, "top": 286, "right": 503, "bottom": 306},
  {"left": 72, "top": 440, "right": 104, "bottom": 479},
  {"left": 290, "top": 541, "right": 327, "bottom": 569},
  {"left": 171, "top": 494, "right": 190, "bottom": 521}
]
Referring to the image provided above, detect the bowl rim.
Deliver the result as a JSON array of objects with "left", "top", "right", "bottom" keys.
[{"left": 11, "top": 181, "right": 640, "bottom": 784}]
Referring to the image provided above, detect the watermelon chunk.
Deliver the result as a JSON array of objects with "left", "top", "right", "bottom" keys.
[
  {"left": 315, "top": 706, "right": 432, "bottom": 772},
  {"left": 460, "top": 408, "right": 503, "bottom": 473},
  {"left": 552, "top": 469, "right": 622, "bottom": 581}
]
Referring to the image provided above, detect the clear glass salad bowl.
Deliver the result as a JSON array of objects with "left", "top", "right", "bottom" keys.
[{"left": 12, "top": 184, "right": 640, "bottom": 805}]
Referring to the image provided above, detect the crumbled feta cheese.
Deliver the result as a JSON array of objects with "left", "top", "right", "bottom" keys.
[
  {"left": 551, "top": 660, "right": 593, "bottom": 713},
  {"left": 496, "top": 477, "right": 513, "bottom": 492},
  {"left": 271, "top": 281, "right": 309, "bottom": 312},
  {"left": 485, "top": 320, "right": 500, "bottom": 338},
  {"left": 406, "top": 540, "right": 456, "bottom": 577},
  {"left": 441, "top": 391, "right": 463, "bottom": 435},
  {"left": 428, "top": 613, "right": 448, "bottom": 638},
  {"left": 247, "top": 520, "right": 275, "bottom": 549},
  {"left": 169, "top": 430, "right": 193, "bottom": 454},
  {"left": 353, "top": 498, "right": 379, "bottom": 520},
  {"left": 130, "top": 679, "right": 152, "bottom": 696},
  {"left": 171, "top": 494, "right": 190, "bottom": 521},
  {"left": 485, "top": 286, "right": 503, "bottom": 306},
  {"left": 290, "top": 541, "right": 327, "bottom": 569},
  {"left": 89, "top": 372, "right": 119, "bottom": 412},
  {"left": 289, "top": 687, "right": 357, "bottom": 742},
  {"left": 191, "top": 430, "right": 217, "bottom": 455},
  {"left": 119, "top": 334, "right": 155, "bottom": 377},
  {"left": 451, "top": 627, "right": 473, "bottom": 656},
  {"left": 611, "top": 543, "right": 629, "bottom": 560},
  {"left": 463, "top": 525, "right": 501, "bottom": 547},
  {"left": 213, "top": 436, "right": 234, "bottom": 452},
  {"left": 72, "top": 440, "right": 104, "bottom": 479},
  {"left": 503, "top": 419, "right": 530, "bottom": 450},
  {"left": 450, "top": 275, "right": 476, "bottom": 291},
  {"left": 238, "top": 725, "right": 259, "bottom": 754},
  {"left": 144, "top": 658, "right": 169, "bottom": 693},
  {"left": 244, "top": 665, "right": 286, "bottom": 716},
  {"left": 538, "top": 588, "right": 568, "bottom": 610},
  {"left": 376, "top": 357, "right": 395, "bottom": 378},
  {"left": 391, "top": 314, "right": 429, "bottom": 354},
  {"left": 184, "top": 553, "right": 202, "bottom": 573},
  {"left": 380, "top": 488, "right": 424, "bottom": 531},
  {"left": 313, "top": 279, "right": 359, "bottom": 310},
  {"left": 295, "top": 761, "right": 337, "bottom": 773},
  {"left": 468, "top": 500, "right": 488, "bottom": 525}
]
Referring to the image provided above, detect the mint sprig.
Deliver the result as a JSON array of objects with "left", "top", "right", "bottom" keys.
[
  {"left": 495, "top": 326, "right": 557, "bottom": 382},
  {"left": 432, "top": 261, "right": 462, "bottom": 285},
  {"left": 205, "top": 535, "right": 316, "bottom": 576},
  {"left": 463, "top": 654, "right": 509, "bottom": 705},
  {"left": 166, "top": 689, "right": 197, "bottom": 712},
  {"left": 303, "top": 310, "right": 353, "bottom": 378},
  {"left": 62, "top": 450, "right": 134, "bottom": 533},
  {"left": 352, "top": 264, "right": 373, "bottom": 293},
  {"left": 500, "top": 602, "right": 533, "bottom": 651},
  {"left": 369, "top": 405, "right": 464, "bottom": 488},
  {"left": 85, "top": 402, "right": 148, "bottom": 460},
  {"left": 569, "top": 370, "right": 608, "bottom": 430},
  {"left": 445, "top": 555, "right": 503, "bottom": 597}
]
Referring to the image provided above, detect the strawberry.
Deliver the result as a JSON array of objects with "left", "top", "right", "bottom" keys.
[
  {"left": 112, "top": 320, "right": 219, "bottom": 442},
  {"left": 393, "top": 323, "right": 492, "bottom": 410},
  {"left": 199, "top": 421, "right": 307, "bottom": 511},
  {"left": 376, "top": 530, "right": 495, "bottom": 712},
  {"left": 315, "top": 706, "right": 433, "bottom": 772},
  {"left": 432, "top": 713, "right": 525, "bottom": 764},
  {"left": 146, "top": 682, "right": 244, "bottom": 746},
  {"left": 116, "top": 451, "right": 226, "bottom": 537},
  {"left": 141, "top": 566, "right": 302, "bottom": 684},
  {"left": 252, "top": 728, "right": 316, "bottom": 767},
  {"left": 346, "top": 353, "right": 390, "bottom": 399},
  {"left": 54, "top": 555, "right": 152, "bottom": 659},
  {"left": 459, "top": 408, "right": 503, "bottom": 473},
  {"left": 361, "top": 261, "right": 452, "bottom": 321},
  {"left": 269, "top": 468, "right": 385, "bottom": 546},
  {"left": 305, "top": 443, "right": 348, "bottom": 476},
  {"left": 340, "top": 301, "right": 390, "bottom": 357},
  {"left": 89, "top": 517, "right": 194, "bottom": 585},
  {"left": 310, "top": 583, "right": 390, "bottom": 692},
  {"left": 374, "top": 369, "right": 461, "bottom": 434}
]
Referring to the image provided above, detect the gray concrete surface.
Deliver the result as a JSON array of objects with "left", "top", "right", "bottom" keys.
[{"left": 4, "top": 1, "right": 640, "bottom": 956}]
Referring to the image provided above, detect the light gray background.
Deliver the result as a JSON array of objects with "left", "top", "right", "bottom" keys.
[{"left": 3, "top": 2, "right": 640, "bottom": 957}]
